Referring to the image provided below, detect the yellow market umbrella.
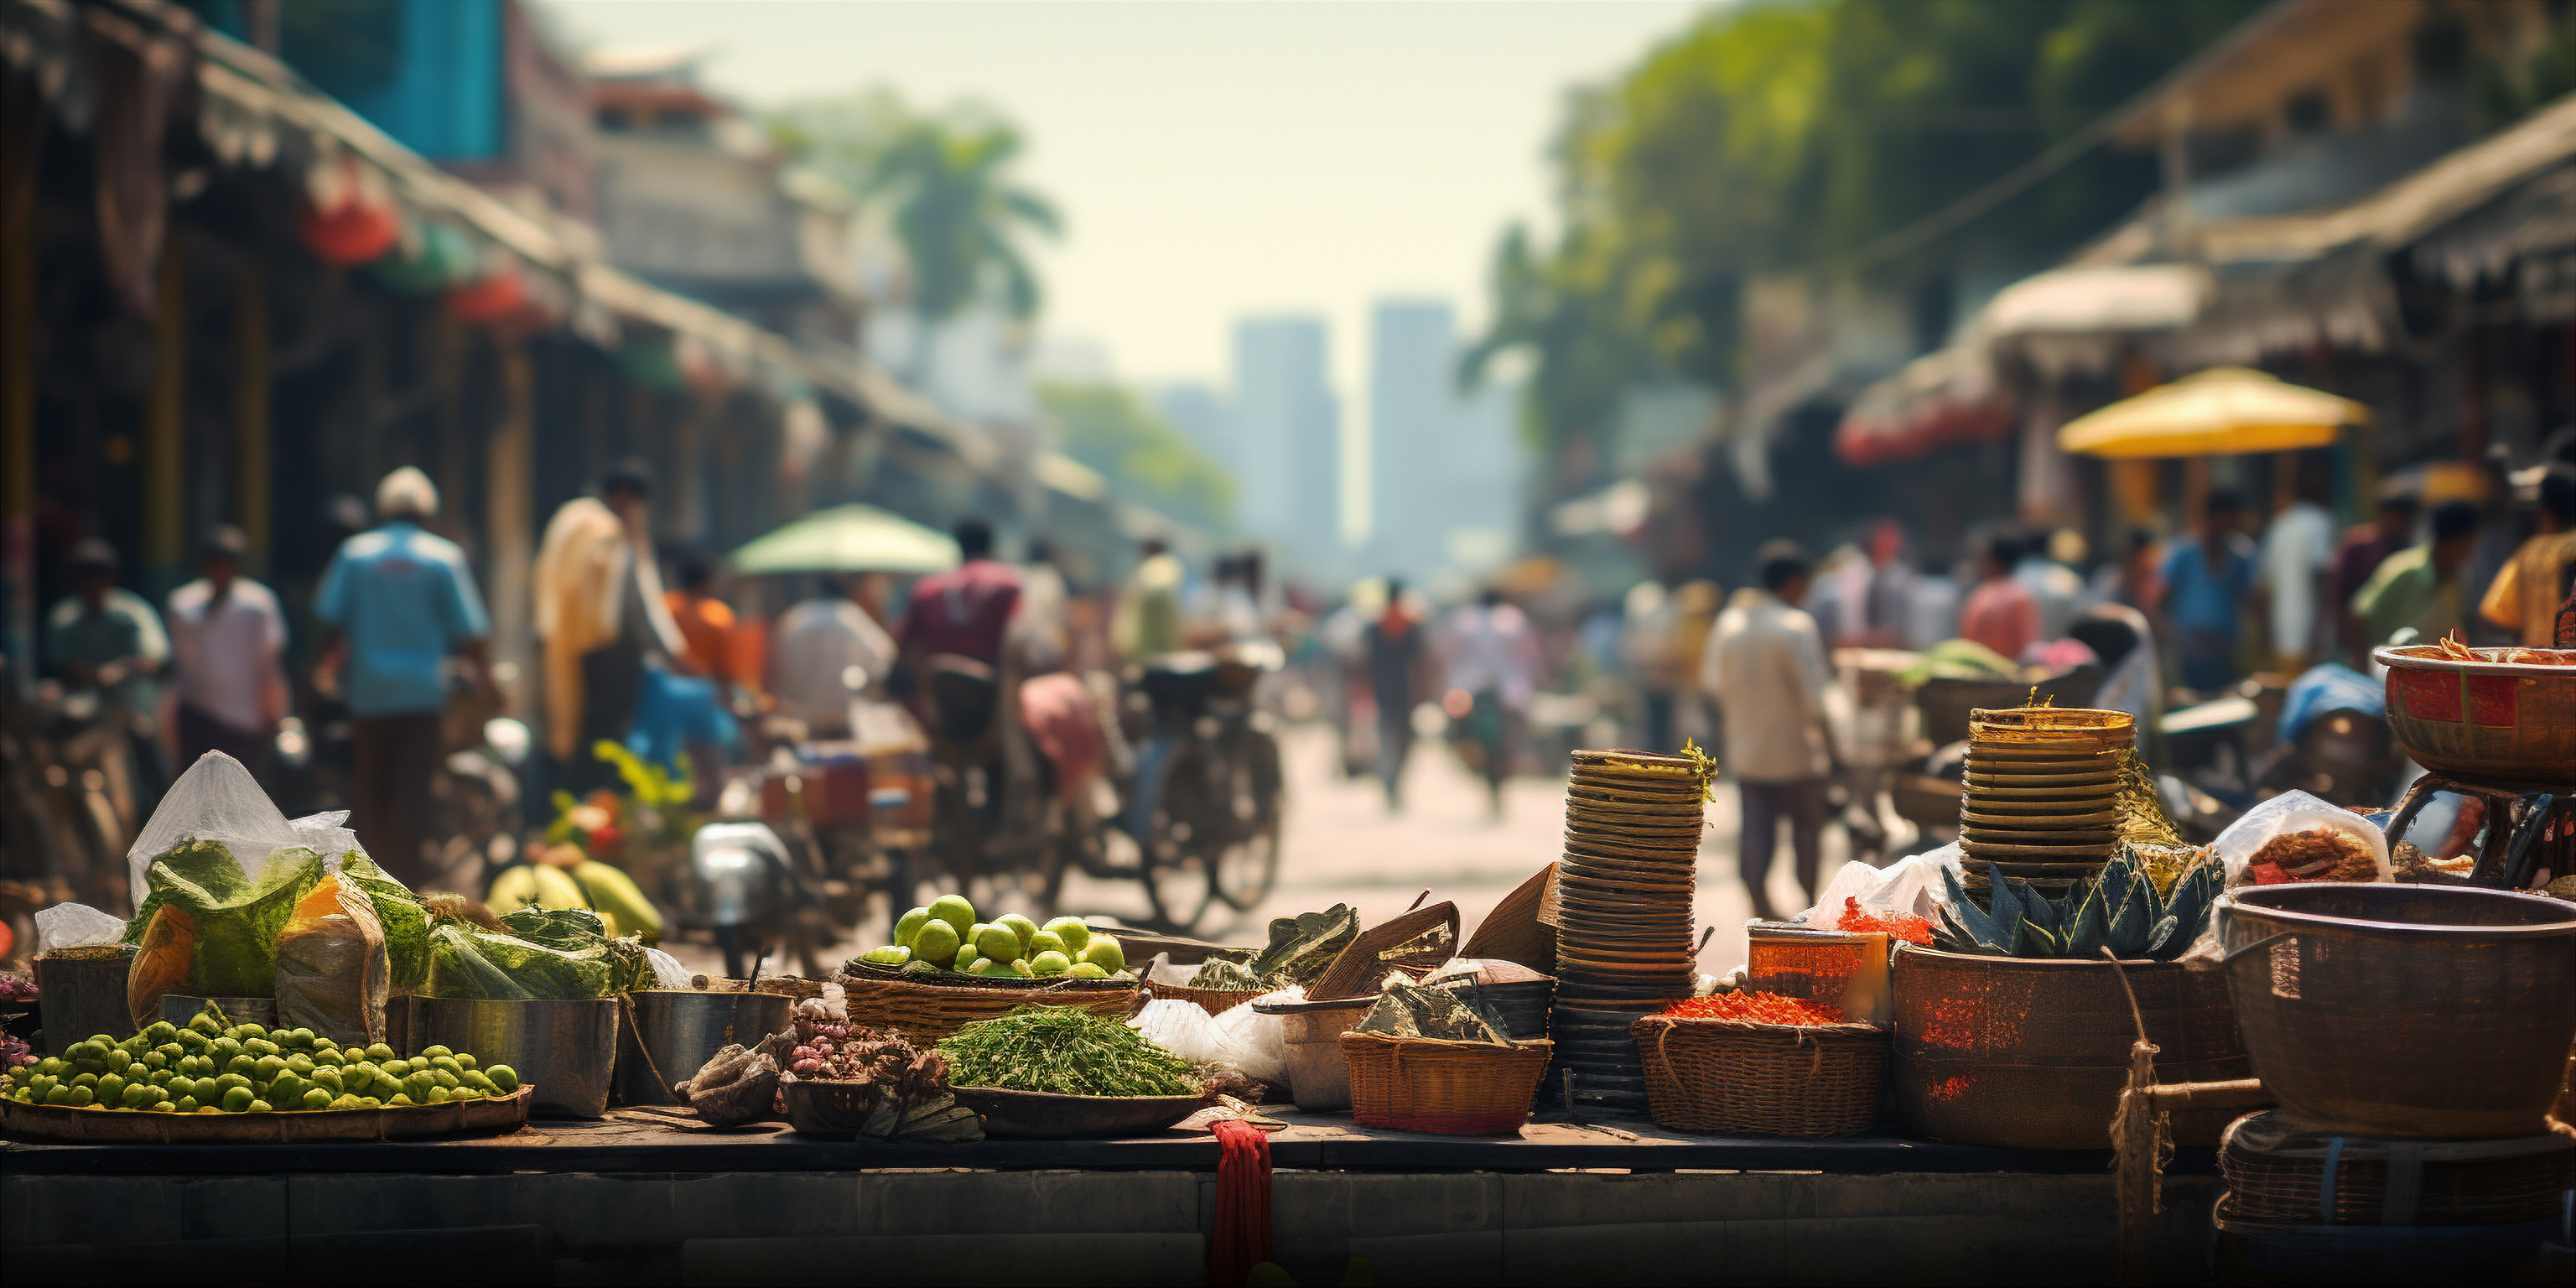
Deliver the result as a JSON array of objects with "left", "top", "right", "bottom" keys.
[
  {"left": 730, "top": 504, "right": 959, "bottom": 576},
  {"left": 2056, "top": 368, "right": 2367, "bottom": 459}
]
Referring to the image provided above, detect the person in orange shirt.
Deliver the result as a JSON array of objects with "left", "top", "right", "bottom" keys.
[
  {"left": 663, "top": 551, "right": 740, "bottom": 696},
  {"left": 2478, "top": 465, "right": 2576, "bottom": 648}
]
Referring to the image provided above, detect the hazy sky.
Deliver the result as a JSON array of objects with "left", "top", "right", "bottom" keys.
[{"left": 544, "top": 0, "right": 1702, "bottom": 392}]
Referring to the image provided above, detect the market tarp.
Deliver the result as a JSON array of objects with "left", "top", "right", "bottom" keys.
[
  {"left": 2054, "top": 368, "right": 2366, "bottom": 460},
  {"left": 730, "top": 504, "right": 961, "bottom": 576}
]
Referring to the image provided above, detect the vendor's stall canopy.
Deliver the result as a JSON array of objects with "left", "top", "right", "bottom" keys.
[
  {"left": 1981, "top": 264, "right": 2214, "bottom": 337},
  {"left": 2054, "top": 367, "right": 2367, "bottom": 459},
  {"left": 730, "top": 505, "right": 961, "bottom": 576}
]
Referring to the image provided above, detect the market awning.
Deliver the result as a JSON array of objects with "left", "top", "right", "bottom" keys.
[
  {"left": 1980, "top": 264, "right": 2212, "bottom": 338},
  {"left": 2054, "top": 367, "right": 2366, "bottom": 459},
  {"left": 1833, "top": 345, "right": 2013, "bottom": 466},
  {"left": 730, "top": 505, "right": 961, "bottom": 576}
]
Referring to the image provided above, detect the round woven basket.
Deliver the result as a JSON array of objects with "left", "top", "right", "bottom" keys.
[
  {"left": 1339, "top": 1031, "right": 1553, "bottom": 1135},
  {"left": 1631, "top": 1014, "right": 1887, "bottom": 1137},
  {"left": 1143, "top": 979, "right": 1262, "bottom": 1015},
  {"left": 834, "top": 972, "right": 1142, "bottom": 1043}
]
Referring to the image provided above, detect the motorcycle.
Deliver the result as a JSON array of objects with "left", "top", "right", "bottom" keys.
[
  {"left": 675, "top": 819, "right": 823, "bottom": 979},
  {"left": 1097, "top": 643, "right": 1285, "bottom": 935},
  {"left": 1, "top": 671, "right": 143, "bottom": 912}
]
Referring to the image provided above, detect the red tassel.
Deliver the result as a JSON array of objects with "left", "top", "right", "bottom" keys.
[{"left": 1209, "top": 1118, "right": 1272, "bottom": 1287}]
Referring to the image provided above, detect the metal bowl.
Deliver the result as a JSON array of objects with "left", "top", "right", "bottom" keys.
[
  {"left": 2376, "top": 645, "right": 2576, "bottom": 789},
  {"left": 949, "top": 1086, "right": 1212, "bottom": 1138}
]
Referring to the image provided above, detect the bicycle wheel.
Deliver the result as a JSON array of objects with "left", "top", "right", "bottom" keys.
[
  {"left": 1137, "top": 743, "right": 1221, "bottom": 935},
  {"left": 1211, "top": 730, "right": 1284, "bottom": 912}
]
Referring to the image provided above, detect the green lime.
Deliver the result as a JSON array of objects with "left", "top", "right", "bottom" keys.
[
  {"left": 1042, "top": 917, "right": 1091, "bottom": 954},
  {"left": 861, "top": 944, "right": 911, "bottom": 967},
  {"left": 303, "top": 1088, "right": 334, "bottom": 1111},
  {"left": 221, "top": 1086, "right": 254, "bottom": 1113},
  {"left": 927, "top": 894, "right": 978, "bottom": 936},
  {"left": 486, "top": 1064, "right": 518, "bottom": 1093},
  {"left": 910, "top": 920, "right": 962, "bottom": 967},
  {"left": 995, "top": 913, "right": 1041, "bottom": 954},
  {"left": 1030, "top": 951, "right": 1072, "bottom": 976},
  {"left": 895, "top": 906, "right": 932, "bottom": 948},
  {"left": 1078, "top": 936, "right": 1126, "bottom": 974},
  {"left": 974, "top": 924, "right": 1022, "bottom": 963}
]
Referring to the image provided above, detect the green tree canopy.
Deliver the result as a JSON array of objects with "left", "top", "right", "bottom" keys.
[
  {"left": 770, "top": 88, "right": 1062, "bottom": 325},
  {"left": 1472, "top": 0, "right": 2265, "bottom": 474},
  {"left": 1039, "top": 382, "right": 1235, "bottom": 535}
]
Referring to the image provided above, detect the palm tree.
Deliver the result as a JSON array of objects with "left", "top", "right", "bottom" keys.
[{"left": 773, "top": 91, "right": 1061, "bottom": 378}]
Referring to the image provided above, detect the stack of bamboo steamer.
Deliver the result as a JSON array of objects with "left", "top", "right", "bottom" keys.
[
  {"left": 1957, "top": 707, "right": 2135, "bottom": 897},
  {"left": 1548, "top": 748, "right": 1711, "bottom": 1115}
]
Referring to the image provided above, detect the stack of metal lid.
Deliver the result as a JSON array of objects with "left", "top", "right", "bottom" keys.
[
  {"left": 1957, "top": 706, "right": 2136, "bottom": 897},
  {"left": 1547, "top": 748, "right": 1710, "bottom": 1114}
]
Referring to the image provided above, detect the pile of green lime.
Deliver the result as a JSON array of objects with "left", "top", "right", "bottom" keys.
[
  {"left": 853, "top": 894, "right": 1130, "bottom": 982},
  {"left": 5, "top": 1009, "right": 518, "bottom": 1114}
]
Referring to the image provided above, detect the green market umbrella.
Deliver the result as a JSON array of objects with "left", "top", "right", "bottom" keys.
[{"left": 730, "top": 505, "right": 960, "bottom": 576}]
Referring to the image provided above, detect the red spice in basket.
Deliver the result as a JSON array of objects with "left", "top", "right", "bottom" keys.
[
  {"left": 1664, "top": 991, "right": 1848, "bottom": 1025},
  {"left": 1834, "top": 896, "right": 1934, "bottom": 945}
]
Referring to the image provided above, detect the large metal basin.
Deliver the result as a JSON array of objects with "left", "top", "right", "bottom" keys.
[
  {"left": 413, "top": 997, "right": 619, "bottom": 1119},
  {"left": 2376, "top": 645, "right": 2576, "bottom": 789},
  {"left": 2217, "top": 884, "right": 2576, "bottom": 1139},
  {"left": 615, "top": 989, "right": 792, "bottom": 1105}
]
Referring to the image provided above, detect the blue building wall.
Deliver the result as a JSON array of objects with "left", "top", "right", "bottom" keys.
[{"left": 190, "top": 0, "right": 505, "bottom": 162}]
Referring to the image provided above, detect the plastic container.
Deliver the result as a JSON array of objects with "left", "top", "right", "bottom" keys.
[
  {"left": 1253, "top": 995, "right": 1373, "bottom": 1110},
  {"left": 1745, "top": 922, "right": 1891, "bottom": 1026}
]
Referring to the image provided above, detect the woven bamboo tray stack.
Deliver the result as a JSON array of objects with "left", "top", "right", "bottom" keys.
[
  {"left": 1958, "top": 706, "right": 2135, "bottom": 897},
  {"left": 1547, "top": 748, "right": 1711, "bottom": 1115}
]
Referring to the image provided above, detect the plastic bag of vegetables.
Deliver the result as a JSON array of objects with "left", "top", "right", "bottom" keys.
[
  {"left": 124, "top": 840, "right": 325, "bottom": 998},
  {"left": 338, "top": 850, "right": 431, "bottom": 991}
]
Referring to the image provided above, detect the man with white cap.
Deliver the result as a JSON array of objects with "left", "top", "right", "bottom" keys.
[{"left": 314, "top": 467, "right": 496, "bottom": 885}]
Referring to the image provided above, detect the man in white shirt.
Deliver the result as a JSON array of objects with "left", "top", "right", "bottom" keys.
[
  {"left": 768, "top": 576, "right": 900, "bottom": 739},
  {"left": 165, "top": 526, "right": 288, "bottom": 773},
  {"left": 1701, "top": 540, "right": 1841, "bottom": 922},
  {"left": 2259, "top": 459, "right": 2338, "bottom": 673}
]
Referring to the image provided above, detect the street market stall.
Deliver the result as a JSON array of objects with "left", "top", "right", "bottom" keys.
[{"left": 8, "top": 695, "right": 2576, "bottom": 1285}]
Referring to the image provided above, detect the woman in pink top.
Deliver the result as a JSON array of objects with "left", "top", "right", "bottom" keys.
[{"left": 1957, "top": 532, "right": 2039, "bottom": 661}]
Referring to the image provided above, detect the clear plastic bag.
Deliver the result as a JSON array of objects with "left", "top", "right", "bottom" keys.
[
  {"left": 1791, "top": 844, "right": 1961, "bottom": 925},
  {"left": 289, "top": 811, "right": 362, "bottom": 869},
  {"left": 645, "top": 948, "right": 693, "bottom": 989},
  {"left": 424, "top": 924, "right": 532, "bottom": 1000},
  {"left": 127, "top": 751, "right": 300, "bottom": 901},
  {"left": 1132, "top": 998, "right": 1262, "bottom": 1067},
  {"left": 2210, "top": 790, "right": 2391, "bottom": 883},
  {"left": 33, "top": 903, "right": 128, "bottom": 953}
]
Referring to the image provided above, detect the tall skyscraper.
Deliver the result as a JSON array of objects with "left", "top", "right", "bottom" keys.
[
  {"left": 1231, "top": 316, "right": 1341, "bottom": 574},
  {"left": 1367, "top": 299, "right": 1521, "bottom": 581}
]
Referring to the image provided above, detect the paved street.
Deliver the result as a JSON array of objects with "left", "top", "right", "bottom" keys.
[{"left": 1061, "top": 724, "right": 1872, "bottom": 979}]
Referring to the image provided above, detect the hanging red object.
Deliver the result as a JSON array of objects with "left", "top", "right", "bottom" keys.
[
  {"left": 445, "top": 267, "right": 528, "bottom": 324},
  {"left": 294, "top": 153, "right": 401, "bottom": 267}
]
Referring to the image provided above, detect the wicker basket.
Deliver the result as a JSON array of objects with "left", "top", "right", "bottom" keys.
[
  {"left": 1143, "top": 979, "right": 1261, "bottom": 1015},
  {"left": 1339, "top": 1031, "right": 1552, "bottom": 1135},
  {"left": 834, "top": 972, "right": 1142, "bottom": 1043},
  {"left": 1632, "top": 1014, "right": 1887, "bottom": 1137}
]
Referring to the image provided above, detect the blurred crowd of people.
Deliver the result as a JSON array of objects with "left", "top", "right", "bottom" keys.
[{"left": 34, "top": 437, "right": 2576, "bottom": 924}]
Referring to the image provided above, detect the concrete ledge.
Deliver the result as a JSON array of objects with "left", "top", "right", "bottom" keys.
[{"left": 678, "top": 1233, "right": 1205, "bottom": 1285}]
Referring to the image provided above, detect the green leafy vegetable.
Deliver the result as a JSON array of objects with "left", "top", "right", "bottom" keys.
[
  {"left": 939, "top": 1005, "right": 1203, "bottom": 1097},
  {"left": 124, "top": 841, "right": 325, "bottom": 996}
]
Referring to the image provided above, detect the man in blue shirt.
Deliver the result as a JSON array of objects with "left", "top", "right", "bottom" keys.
[
  {"left": 2159, "top": 488, "right": 2260, "bottom": 693},
  {"left": 315, "top": 467, "right": 496, "bottom": 885}
]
